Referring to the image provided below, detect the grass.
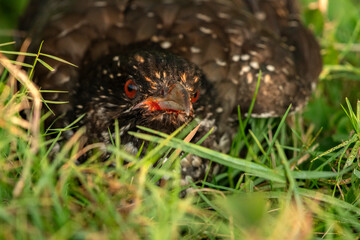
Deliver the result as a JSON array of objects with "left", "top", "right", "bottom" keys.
[{"left": 1, "top": 0, "right": 360, "bottom": 239}]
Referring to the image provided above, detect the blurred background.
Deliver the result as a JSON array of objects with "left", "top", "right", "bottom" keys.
[{"left": 0, "top": 0, "right": 28, "bottom": 43}]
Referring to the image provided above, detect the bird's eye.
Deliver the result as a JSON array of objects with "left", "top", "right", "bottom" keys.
[
  {"left": 124, "top": 79, "right": 137, "bottom": 98},
  {"left": 192, "top": 89, "right": 199, "bottom": 103}
]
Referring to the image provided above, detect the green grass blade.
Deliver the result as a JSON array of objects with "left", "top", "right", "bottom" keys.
[
  {"left": 39, "top": 53, "right": 78, "bottom": 68},
  {"left": 262, "top": 105, "right": 292, "bottom": 162},
  {"left": 129, "top": 131, "right": 286, "bottom": 183},
  {"left": 0, "top": 50, "right": 37, "bottom": 57},
  {"left": 37, "top": 58, "right": 55, "bottom": 71}
]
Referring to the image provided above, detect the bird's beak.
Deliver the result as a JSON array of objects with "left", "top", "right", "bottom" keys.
[{"left": 134, "top": 83, "right": 192, "bottom": 116}]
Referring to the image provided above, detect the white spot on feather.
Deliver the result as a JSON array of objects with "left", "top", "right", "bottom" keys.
[
  {"left": 160, "top": 41, "right": 172, "bottom": 49},
  {"left": 247, "top": 72, "right": 253, "bottom": 84},
  {"left": 218, "top": 12, "right": 230, "bottom": 19},
  {"left": 191, "top": 156, "right": 202, "bottom": 167},
  {"left": 266, "top": 65, "right": 275, "bottom": 72},
  {"left": 264, "top": 74, "right": 272, "bottom": 84},
  {"left": 239, "top": 65, "right": 250, "bottom": 75},
  {"left": 250, "top": 61, "right": 259, "bottom": 69},
  {"left": 311, "top": 82, "right": 317, "bottom": 91},
  {"left": 248, "top": 111, "right": 276, "bottom": 118},
  {"left": 199, "top": 26, "right": 212, "bottom": 34},
  {"left": 216, "top": 107, "right": 223, "bottom": 113},
  {"left": 196, "top": 13, "right": 212, "bottom": 22},
  {"left": 124, "top": 142, "right": 138, "bottom": 155},
  {"left": 232, "top": 55, "right": 240, "bottom": 62},
  {"left": 94, "top": 1, "right": 107, "bottom": 7},
  {"left": 151, "top": 36, "right": 160, "bottom": 42},
  {"left": 249, "top": 51, "right": 258, "bottom": 56},
  {"left": 190, "top": 46, "right": 201, "bottom": 53},
  {"left": 215, "top": 59, "right": 227, "bottom": 67},
  {"left": 231, "top": 78, "right": 239, "bottom": 85},
  {"left": 241, "top": 54, "right": 250, "bottom": 61}
]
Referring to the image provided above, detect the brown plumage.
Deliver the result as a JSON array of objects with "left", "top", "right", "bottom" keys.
[{"left": 20, "top": 0, "right": 322, "bottom": 182}]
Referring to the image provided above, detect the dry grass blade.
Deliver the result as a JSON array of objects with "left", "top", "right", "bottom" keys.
[
  {"left": 7, "top": 38, "right": 31, "bottom": 94},
  {"left": 0, "top": 52, "right": 42, "bottom": 153},
  {"left": 0, "top": 52, "right": 42, "bottom": 197},
  {"left": 173, "top": 122, "right": 201, "bottom": 157},
  {"left": 0, "top": 41, "right": 16, "bottom": 47},
  {"left": 268, "top": 203, "right": 313, "bottom": 240},
  {"left": 318, "top": 0, "right": 328, "bottom": 14}
]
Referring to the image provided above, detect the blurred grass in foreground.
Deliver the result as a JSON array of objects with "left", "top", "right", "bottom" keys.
[{"left": 0, "top": 0, "right": 360, "bottom": 239}]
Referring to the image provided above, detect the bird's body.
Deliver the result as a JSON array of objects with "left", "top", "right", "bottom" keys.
[{"left": 20, "top": 0, "right": 322, "bottom": 182}]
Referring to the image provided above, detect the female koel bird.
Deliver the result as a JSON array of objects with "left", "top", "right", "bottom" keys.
[{"left": 20, "top": 0, "right": 322, "bottom": 182}]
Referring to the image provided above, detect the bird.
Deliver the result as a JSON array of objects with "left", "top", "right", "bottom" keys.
[{"left": 19, "top": 0, "right": 322, "bottom": 183}]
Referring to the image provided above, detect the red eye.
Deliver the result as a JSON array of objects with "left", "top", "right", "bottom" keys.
[
  {"left": 125, "top": 79, "right": 137, "bottom": 98},
  {"left": 192, "top": 89, "right": 199, "bottom": 103}
]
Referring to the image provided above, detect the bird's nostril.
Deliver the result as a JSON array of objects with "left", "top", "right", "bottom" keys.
[{"left": 160, "top": 89, "right": 165, "bottom": 96}]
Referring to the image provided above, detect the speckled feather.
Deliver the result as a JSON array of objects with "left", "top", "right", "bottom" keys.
[{"left": 20, "top": 0, "right": 322, "bottom": 182}]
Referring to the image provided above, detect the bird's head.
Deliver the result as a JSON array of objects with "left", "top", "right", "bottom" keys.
[{"left": 77, "top": 49, "right": 205, "bottom": 143}]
